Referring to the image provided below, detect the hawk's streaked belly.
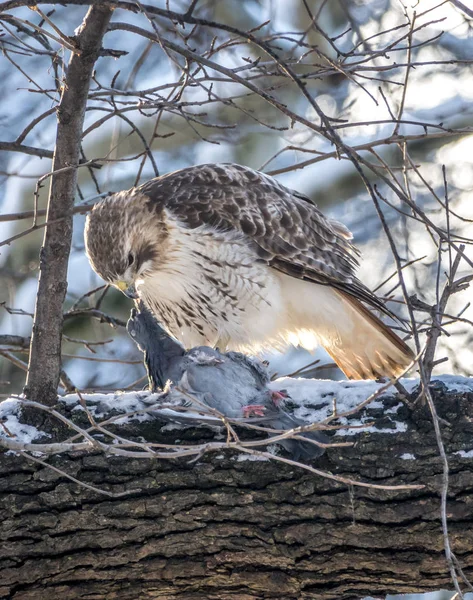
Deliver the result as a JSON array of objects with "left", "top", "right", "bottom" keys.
[{"left": 137, "top": 216, "right": 285, "bottom": 351}]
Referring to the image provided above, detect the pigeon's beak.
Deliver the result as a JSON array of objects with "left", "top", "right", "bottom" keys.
[{"left": 116, "top": 280, "right": 139, "bottom": 299}]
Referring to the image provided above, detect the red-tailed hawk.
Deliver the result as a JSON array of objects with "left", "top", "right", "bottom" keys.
[{"left": 84, "top": 163, "right": 413, "bottom": 379}]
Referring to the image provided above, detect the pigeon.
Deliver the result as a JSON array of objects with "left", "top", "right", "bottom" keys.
[{"left": 127, "top": 303, "right": 327, "bottom": 459}]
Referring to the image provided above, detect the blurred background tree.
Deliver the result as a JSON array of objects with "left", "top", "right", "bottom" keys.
[{"left": 1, "top": 0, "right": 472, "bottom": 396}]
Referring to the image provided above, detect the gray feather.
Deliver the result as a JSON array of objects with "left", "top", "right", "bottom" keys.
[{"left": 127, "top": 305, "right": 326, "bottom": 459}]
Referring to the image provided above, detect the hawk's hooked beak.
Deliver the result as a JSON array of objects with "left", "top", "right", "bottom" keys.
[{"left": 116, "top": 280, "right": 139, "bottom": 299}]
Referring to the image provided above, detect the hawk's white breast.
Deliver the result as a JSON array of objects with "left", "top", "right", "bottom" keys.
[{"left": 137, "top": 213, "right": 287, "bottom": 351}]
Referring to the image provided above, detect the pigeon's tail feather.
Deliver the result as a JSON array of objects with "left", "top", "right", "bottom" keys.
[{"left": 265, "top": 409, "right": 327, "bottom": 460}]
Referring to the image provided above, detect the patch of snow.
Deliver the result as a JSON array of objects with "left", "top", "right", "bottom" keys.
[
  {"left": 400, "top": 453, "right": 416, "bottom": 460},
  {"left": 62, "top": 390, "right": 222, "bottom": 427},
  {"left": 60, "top": 374, "right": 473, "bottom": 434},
  {"left": 455, "top": 450, "right": 473, "bottom": 458},
  {"left": 269, "top": 376, "right": 383, "bottom": 408},
  {"left": 234, "top": 453, "right": 268, "bottom": 462},
  {"left": 161, "top": 423, "right": 188, "bottom": 432},
  {"left": 269, "top": 376, "right": 390, "bottom": 435},
  {"left": 428, "top": 375, "right": 473, "bottom": 394},
  {"left": 3, "top": 373, "right": 471, "bottom": 444},
  {"left": 269, "top": 375, "right": 473, "bottom": 435},
  {"left": 338, "top": 420, "right": 407, "bottom": 437},
  {"left": 0, "top": 398, "right": 45, "bottom": 444},
  {"left": 65, "top": 390, "right": 158, "bottom": 412},
  {"left": 67, "top": 390, "right": 166, "bottom": 425}
]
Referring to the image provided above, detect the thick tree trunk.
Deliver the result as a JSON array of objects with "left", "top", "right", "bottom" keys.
[{"left": 1, "top": 383, "right": 473, "bottom": 599}]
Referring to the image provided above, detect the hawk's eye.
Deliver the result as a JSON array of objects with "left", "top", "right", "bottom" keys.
[{"left": 127, "top": 252, "right": 134, "bottom": 267}]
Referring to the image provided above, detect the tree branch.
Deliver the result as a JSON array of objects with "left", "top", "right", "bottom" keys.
[
  {"left": 0, "top": 384, "right": 472, "bottom": 599},
  {"left": 0, "top": 141, "right": 53, "bottom": 159},
  {"left": 23, "top": 5, "right": 113, "bottom": 405}
]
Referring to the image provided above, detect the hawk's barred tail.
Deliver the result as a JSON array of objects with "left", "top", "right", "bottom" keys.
[{"left": 324, "top": 292, "right": 415, "bottom": 380}]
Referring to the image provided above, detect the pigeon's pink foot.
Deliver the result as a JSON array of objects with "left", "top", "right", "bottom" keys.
[
  {"left": 270, "top": 390, "right": 289, "bottom": 407},
  {"left": 242, "top": 404, "right": 266, "bottom": 418}
]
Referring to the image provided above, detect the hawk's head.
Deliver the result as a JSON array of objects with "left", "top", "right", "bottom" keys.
[{"left": 84, "top": 190, "right": 167, "bottom": 298}]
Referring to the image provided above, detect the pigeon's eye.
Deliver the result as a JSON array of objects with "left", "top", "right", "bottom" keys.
[{"left": 127, "top": 252, "right": 134, "bottom": 267}]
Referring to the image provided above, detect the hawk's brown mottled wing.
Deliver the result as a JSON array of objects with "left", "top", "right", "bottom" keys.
[{"left": 138, "top": 163, "right": 387, "bottom": 314}]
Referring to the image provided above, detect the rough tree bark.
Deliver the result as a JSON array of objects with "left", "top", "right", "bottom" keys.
[
  {"left": 24, "top": 5, "right": 112, "bottom": 405},
  {"left": 1, "top": 385, "right": 473, "bottom": 600}
]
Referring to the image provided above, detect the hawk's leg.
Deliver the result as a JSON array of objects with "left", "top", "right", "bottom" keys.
[{"left": 127, "top": 302, "right": 185, "bottom": 391}]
